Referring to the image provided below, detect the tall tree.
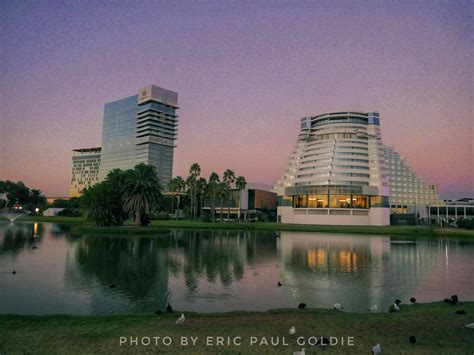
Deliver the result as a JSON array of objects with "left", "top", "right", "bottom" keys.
[
  {"left": 218, "top": 182, "right": 229, "bottom": 222},
  {"left": 235, "top": 176, "right": 247, "bottom": 221},
  {"left": 223, "top": 169, "right": 235, "bottom": 221},
  {"left": 173, "top": 176, "right": 185, "bottom": 220},
  {"left": 122, "top": 164, "right": 162, "bottom": 226},
  {"left": 168, "top": 178, "right": 177, "bottom": 217},
  {"left": 197, "top": 177, "right": 207, "bottom": 219},
  {"left": 207, "top": 172, "right": 220, "bottom": 223},
  {"left": 188, "top": 163, "right": 201, "bottom": 220}
]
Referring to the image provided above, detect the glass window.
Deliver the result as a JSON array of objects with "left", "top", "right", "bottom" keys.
[
  {"left": 352, "top": 195, "right": 368, "bottom": 209},
  {"left": 308, "top": 194, "right": 328, "bottom": 208},
  {"left": 294, "top": 195, "right": 307, "bottom": 208},
  {"left": 329, "top": 194, "right": 351, "bottom": 208}
]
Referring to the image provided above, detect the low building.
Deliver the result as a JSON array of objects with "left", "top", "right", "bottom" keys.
[
  {"left": 69, "top": 147, "right": 101, "bottom": 197},
  {"left": 203, "top": 183, "right": 277, "bottom": 221}
]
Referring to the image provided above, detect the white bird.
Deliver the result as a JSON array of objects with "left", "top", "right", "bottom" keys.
[
  {"left": 334, "top": 303, "right": 343, "bottom": 310},
  {"left": 175, "top": 313, "right": 185, "bottom": 324},
  {"left": 369, "top": 305, "right": 379, "bottom": 312},
  {"left": 372, "top": 343, "right": 382, "bottom": 354},
  {"left": 289, "top": 326, "right": 296, "bottom": 335},
  {"left": 293, "top": 348, "right": 305, "bottom": 355},
  {"left": 393, "top": 303, "right": 400, "bottom": 311},
  {"left": 465, "top": 323, "right": 474, "bottom": 329}
]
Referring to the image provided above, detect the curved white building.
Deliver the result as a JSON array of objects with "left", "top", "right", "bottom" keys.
[{"left": 276, "top": 111, "right": 390, "bottom": 225}]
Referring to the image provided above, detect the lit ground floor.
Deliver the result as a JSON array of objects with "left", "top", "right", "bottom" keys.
[{"left": 277, "top": 206, "right": 390, "bottom": 226}]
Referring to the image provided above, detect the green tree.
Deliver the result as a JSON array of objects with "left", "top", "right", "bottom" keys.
[
  {"left": 122, "top": 163, "right": 162, "bottom": 226},
  {"left": 207, "top": 172, "right": 220, "bottom": 223},
  {"left": 223, "top": 169, "right": 235, "bottom": 221},
  {"left": 196, "top": 177, "right": 207, "bottom": 219},
  {"left": 188, "top": 163, "right": 201, "bottom": 220},
  {"left": 171, "top": 176, "right": 185, "bottom": 220},
  {"left": 235, "top": 176, "right": 247, "bottom": 221},
  {"left": 218, "top": 182, "right": 229, "bottom": 222},
  {"left": 80, "top": 169, "right": 126, "bottom": 226}
]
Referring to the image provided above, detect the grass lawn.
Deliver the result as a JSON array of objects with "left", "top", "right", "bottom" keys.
[
  {"left": 70, "top": 219, "right": 474, "bottom": 237},
  {"left": 3, "top": 216, "right": 473, "bottom": 237},
  {"left": 0, "top": 302, "right": 473, "bottom": 354}
]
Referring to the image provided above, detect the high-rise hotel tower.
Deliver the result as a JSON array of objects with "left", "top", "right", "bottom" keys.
[
  {"left": 97, "top": 85, "right": 179, "bottom": 188},
  {"left": 276, "top": 111, "right": 391, "bottom": 225}
]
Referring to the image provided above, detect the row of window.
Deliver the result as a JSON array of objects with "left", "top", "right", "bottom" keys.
[{"left": 279, "top": 194, "right": 389, "bottom": 209}]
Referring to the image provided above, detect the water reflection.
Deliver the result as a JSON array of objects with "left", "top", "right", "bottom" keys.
[{"left": 0, "top": 223, "right": 473, "bottom": 315}]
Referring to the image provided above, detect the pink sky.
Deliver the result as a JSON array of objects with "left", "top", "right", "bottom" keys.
[{"left": 0, "top": 1, "right": 472, "bottom": 199}]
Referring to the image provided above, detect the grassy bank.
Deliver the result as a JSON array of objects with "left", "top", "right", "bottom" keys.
[
  {"left": 4, "top": 216, "right": 473, "bottom": 237},
  {"left": 70, "top": 219, "right": 474, "bottom": 237},
  {"left": 13, "top": 215, "right": 87, "bottom": 224},
  {"left": 0, "top": 302, "right": 473, "bottom": 354}
]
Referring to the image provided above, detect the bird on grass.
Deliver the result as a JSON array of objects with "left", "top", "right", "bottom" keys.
[
  {"left": 456, "top": 310, "right": 466, "bottom": 315},
  {"left": 369, "top": 305, "right": 378, "bottom": 312},
  {"left": 293, "top": 347, "right": 305, "bottom": 355},
  {"left": 394, "top": 303, "right": 400, "bottom": 311},
  {"left": 154, "top": 309, "right": 162, "bottom": 316},
  {"left": 410, "top": 297, "right": 417, "bottom": 304},
  {"left": 334, "top": 303, "right": 343, "bottom": 310},
  {"left": 409, "top": 336, "right": 416, "bottom": 344},
  {"left": 175, "top": 313, "right": 185, "bottom": 325},
  {"left": 372, "top": 343, "right": 382, "bottom": 354},
  {"left": 298, "top": 303, "right": 307, "bottom": 309},
  {"left": 166, "top": 303, "right": 173, "bottom": 313},
  {"left": 278, "top": 281, "right": 282, "bottom": 287},
  {"left": 451, "top": 295, "right": 459, "bottom": 305},
  {"left": 289, "top": 326, "right": 296, "bottom": 335}
]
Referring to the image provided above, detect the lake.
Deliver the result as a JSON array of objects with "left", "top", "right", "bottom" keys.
[{"left": 1, "top": 222, "right": 473, "bottom": 315}]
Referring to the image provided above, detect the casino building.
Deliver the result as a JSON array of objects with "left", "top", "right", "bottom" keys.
[
  {"left": 98, "top": 85, "right": 179, "bottom": 188},
  {"left": 275, "top": 111, "right": 391, "bottom": 225}
]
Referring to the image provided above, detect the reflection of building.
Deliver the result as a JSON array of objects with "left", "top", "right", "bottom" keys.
[
  {"left": 276, "top": 111, "right": 390, "bottom": 225},
  {"left": 203, "top": 183, "right": 277, "bottom": 221},
  {"left": 97, "top": 85, "right": 179, "bottom": 189},
  {"left": 69, "top": 147, "right": 101, "bottom": 197}
]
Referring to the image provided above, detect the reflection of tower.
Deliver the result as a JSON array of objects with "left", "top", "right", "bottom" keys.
[{"left": 278, "top": 232, "right": 389, "bottom": 311}]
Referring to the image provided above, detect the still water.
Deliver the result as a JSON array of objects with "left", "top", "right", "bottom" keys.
[{"left": 1, "top": 222, "right": 473, "bottom": 315}]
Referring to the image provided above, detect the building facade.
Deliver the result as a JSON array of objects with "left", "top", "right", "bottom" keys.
[
  {"left": 276, "top": 111, "right": 390, "bottom": 225},
  {"left": 384, "top": 146, "right": 442, "bottom": 211},
  {"left": 69, "top": 147, "right": 101, "bottom": 197},
  {"left": 202, "top": 183, "right": 277, "bottom": 221},
  {"left": 98, "top": 85, "right": 179, "bottom": 189}
]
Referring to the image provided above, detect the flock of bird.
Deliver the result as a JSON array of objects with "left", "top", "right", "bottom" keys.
[
  {"left": 289, "top": 292, "right": 472, "bottom": 354},
  {"left": 9, "top": 270, "right": 474, "bottom": 352}
]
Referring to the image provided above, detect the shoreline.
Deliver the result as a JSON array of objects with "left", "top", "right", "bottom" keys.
[
  {"left": 6, "top": 216, "right": 474, "bottom": 237},
  {"left": 1, "top": 302, "right": 473, "bottom": 353}
]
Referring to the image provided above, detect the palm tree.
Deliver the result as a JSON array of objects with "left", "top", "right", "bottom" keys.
[
  {"left": 122, "top": 163, "right": 162, "bottom": 226},
  {"left": 218, "top": 182, "right": 229, "bottom": 222},
  {"left": 188, "top": 163, "right": 201, "bottom": 220},
  {"left": 174, "top": 176, "right": 185, "bottom": 220},
  {"left": 207, "top": 172, "right": 220, "bottom": 223},
  {"left": 168, "top": 178, "right": 177, "bottom": 217},
  {"left": 223, "top": 169, "right": 235, "bottom": 221},
  {"left": 235, "top": 176, "right": 247, "bottom": 221},
  {"left": 196, "top": 177, "right": 207, "bottom": 219}
]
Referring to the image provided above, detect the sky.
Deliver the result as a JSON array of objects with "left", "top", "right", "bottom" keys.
[{"left": 0, "top": 0, "right": 472, "bottom": 199}]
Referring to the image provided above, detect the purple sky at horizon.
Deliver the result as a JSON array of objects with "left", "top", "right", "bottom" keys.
[{"left": 0, "top": 1, "right": 472, "bottom": 199}]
